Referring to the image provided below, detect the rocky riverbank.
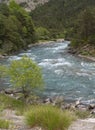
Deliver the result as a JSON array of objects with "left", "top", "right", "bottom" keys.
[
  {"left": 0, "top": 89, "right": 95, "bottom": 130},
  {"left": 28, "top": 39, "right": 64, "bottom": 48},
  {"left": 68, "top": 44, "right": 95, "bottom": 62},
  {"left": 1, "top": 89, "right": 95, "bottom": 117},
  {"left": 43, "top": 97, "right": 95, "bottom": 116},
  {"left": 0, "top": 39, "right": 65, "bottom": 59}
]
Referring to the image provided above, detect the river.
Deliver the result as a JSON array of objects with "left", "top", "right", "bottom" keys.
[{"left": 1, "top": 41, "right": 95, "bottom": 103}]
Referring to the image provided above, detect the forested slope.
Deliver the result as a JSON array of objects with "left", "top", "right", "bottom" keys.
[
  {"left": 0, "top": 1, "right": 37, "bottom": 55},
  {"left": 30, "top": 0, "right": 95, "bottom": 38}
]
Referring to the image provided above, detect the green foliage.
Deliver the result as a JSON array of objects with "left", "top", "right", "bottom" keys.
[
  {"left": 8, "top": 56, "right": 43, "bottom": 89},
  {"left": 9, "top": 0, "right": 22, "bottom": 11},
  {"left": 0, "top": 119, "right": 9, "bottom": 129},
  {"left": 0, "top": 3, "right": 10, "bottom": 16},
  {"left": 0, "top": 65, "right": 7, "bottom": 78},
  {"left": 88, "top": 35, "right": 95, "bottom": 45},
  {"left": 0, "top": 1, "right": 37, "bottom": 54},
  {"left": 36, "top": 27, "right": 50, "bottom": 40},
  {"left": 71, "top": 8, "right": 95, "bottom": 50},
  {"left": 77, "top": 9, "right": 95, "bottom": 41},
  {"left": 25, "top": 105, "right": 76, "bottom": 130},
  {"left": 0, "top": 94, "right": 26, "bottom": 114},
  {"left": 0, "top": 56, "right": 44, "bottom": 98},
  {"left": 30, "top": 0, "right": 95, "bottom": 38}
]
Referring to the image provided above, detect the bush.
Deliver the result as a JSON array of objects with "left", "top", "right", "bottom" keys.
[
  {"left": 0, "top": 56, "right": 44, "bottom": 99},
  {"left": 25, "top": 105, "right": 76, "bottom": 130},
  {"left": 0, "top": 119, "right": 9, "bottom": 129},
  {"left": 36, "top": 27, "right": 50, "bottom": 40}
]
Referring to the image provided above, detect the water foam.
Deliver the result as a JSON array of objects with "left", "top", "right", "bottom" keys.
[
  {"left": 39, "top": 58, "right": 72, "bottom": 68},
  {"left": 54, "top": 69, "right": 63, "bottom": 75},
  {"left": 52, "top": 44, "right": 68, "bottom": 53},
  {"left": 8, "top": 56, "right": 21, "bottom": 61}
]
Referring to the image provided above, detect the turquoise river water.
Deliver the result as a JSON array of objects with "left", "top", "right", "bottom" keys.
[{"left": 1, "top": 41, "right": 95, "bottom": 103}]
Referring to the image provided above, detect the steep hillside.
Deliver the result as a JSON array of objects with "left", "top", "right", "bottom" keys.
[
  {"left": 0, "top": 1, "right": 37, "bottom": 54},
  {"left": 30, "top": 0, "right": 95, "bottom": 37},
  {"left": 1, "top": 0, "right": 49, "bottom": 11}
]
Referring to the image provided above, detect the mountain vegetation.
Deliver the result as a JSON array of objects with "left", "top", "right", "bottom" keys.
[
  {"left": 0, "top": 1, "right": 37, "bottom": 55},
  {"left": 31, "top": 0, "right": 95, "bottom": 36},
  {"left": 31, "top": 0, "right": 95, "bottom": 54},
  {"left": 70, "top": 8, "right": 95, "bottom": 56},
  {"left": 1, "top": 0, "right": 95, "bottom": 55}
]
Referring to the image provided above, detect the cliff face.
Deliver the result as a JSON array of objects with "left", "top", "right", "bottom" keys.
[{"left": 1, "top": 0, "right": 49, "bottom": 11}]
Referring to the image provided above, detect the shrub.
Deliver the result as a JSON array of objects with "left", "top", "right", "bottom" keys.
[
  {"left": 36, "top": 27, "right": 50, "bottom": 40},
  {"left": 0, "top": 119, "right": 9, "bottom": 129},
  {"left": 0, "top": 56, "right": 44, "bottom": 99},
  {"left": 25, "top": 105, "right": 76, "bottom": 130}
]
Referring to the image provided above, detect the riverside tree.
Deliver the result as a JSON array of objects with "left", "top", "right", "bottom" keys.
[{"left": 0, "top": 56, "right": 44, "bottom": 98}]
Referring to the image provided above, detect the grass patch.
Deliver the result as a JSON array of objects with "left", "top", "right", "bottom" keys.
[
  {"left": 75, "top": 110, "right": 90, "bottom": 119},
  {"left": 0, "top": 94, "right": 27, "bottom": 114},
  {"left": 0, "top": 119, "right": 10, "bottom": 129},
  {"left": 25, "top": 105, "right": 76, "bottom": 130}
]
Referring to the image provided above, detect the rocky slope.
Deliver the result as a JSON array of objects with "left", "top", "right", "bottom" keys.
[{"left": 0, "top": 0, "right": 49, "bottom": 11}]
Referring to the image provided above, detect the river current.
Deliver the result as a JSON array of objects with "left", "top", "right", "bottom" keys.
[{"left": 1, "top": 41, "right": 95, "bottom": 102}]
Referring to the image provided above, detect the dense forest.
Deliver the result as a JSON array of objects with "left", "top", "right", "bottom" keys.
[
  {"left": 0, "top": 0, "right": 95, "bottom": 55},
  {"left": 31, "top": 0, "right": 95, "bottom": 55},
  {"left": 31, "top": 0, "right": 95, "bottom": 38},
  {"left": 0, "top": 1, "right": 37, "bottom": 55}
]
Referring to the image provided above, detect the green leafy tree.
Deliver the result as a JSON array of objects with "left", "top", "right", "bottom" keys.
[
  {"left": 36, "top": 27, "right": 50, "bottom": 40},
  {"left": 78, "top": 9, "right": 95, "bottom": 41},
  {"left": 9, "top": 0, "right": 37, "bottom": 44},
  {"left": 0, "top": 3, "right": 10, "bottom": 16},
  {"left": 71, "top": 8, "right": 95, "bottom": 48},
  {"left": 0, "top": 2, "right": 37, "bottom": 54},
  {"left": 0, "top": 56, "right": 44, "bottom": 98}
]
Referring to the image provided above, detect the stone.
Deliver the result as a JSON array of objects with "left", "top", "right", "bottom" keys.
[
  {"left": 43, "top": 98, "right": 53, "bottom": 104},
  {"left": 53, "top": 96, "right": 64, "bottom": 106},
  {"left": 88, "top": 104, "right": 95, "bottom": 110},
  {"left": 0, "top": 55, "right": 5, "bottom": 58},
  {"left": 90, "top": 109, "right": 95, "bottom": 114},
  {"left": 56, "top": 39, "right": 64, "bottom": 43},
  {"left": 75, "top": 100, "right": 81, "bottom": 106},
  {"left": 61, "top": 103, "right": 72, "bottom": 110},
  {"left": 76, "top": 104, "right": 88, "bottom": 111}
]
